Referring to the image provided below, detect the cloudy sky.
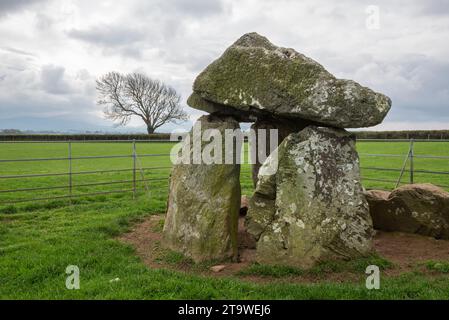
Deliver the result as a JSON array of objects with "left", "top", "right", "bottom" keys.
[{"left": 0, "top": 0, "right": 448, "bottom": 132}]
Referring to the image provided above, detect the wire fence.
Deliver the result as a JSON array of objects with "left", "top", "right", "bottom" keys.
[
  {"left": 0, "top": 138, "right": 448, "bottom": 206},
  {"left": 358, "top": 138, "right": 449, "bottom": 190},
  {"left": 0, "top": 139, "right": 173, "bottom": 205}
]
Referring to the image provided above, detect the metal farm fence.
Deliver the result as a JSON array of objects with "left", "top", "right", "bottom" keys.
[
  {"left": 0, "top": 139, "right": 174, "bottom": 205},
  {"left": 0, "top": 138, "right": 448, "bottom": 206},
  {"left": 358, "top": 138, "right": 449, "bottom": 190}
]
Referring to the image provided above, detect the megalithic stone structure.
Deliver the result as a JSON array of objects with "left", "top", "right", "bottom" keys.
[{"left": 163, "top": 32, "right": 392, "bottom": 267}]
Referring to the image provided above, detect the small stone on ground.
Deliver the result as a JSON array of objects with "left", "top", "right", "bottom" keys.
[{"left": 210, "top": 265, "right": 226, "bottom": 273}]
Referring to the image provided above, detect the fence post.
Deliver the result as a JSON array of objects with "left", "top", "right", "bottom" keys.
[
  {"left": 410, "top": 138, "right": 414, "bottom": 184},
  {"left": 132, "top": 139, "right": 136, "bottom": 199},
  {"left": 68, "top": 141, "right": 72, "bottom": 202},
  {"left": 395, "top": 141, "right": 411, "bottom": 188}
]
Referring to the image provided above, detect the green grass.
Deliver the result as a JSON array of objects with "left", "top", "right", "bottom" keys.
[
  {"left": 1, "top": 141, "right": 449, "bottom": 299},
  {"left": 357, "top": 141, "right": 449, "bottom": 191},
  {"left": 1, "top": 141, "right": 447, "bottom": 206},
  {"left": 308, "top": 254, "right": 393, "bottom": 275},
  {"left": 2, "top": 196, "right": 449, "bottom": 299},
  {"left": 238, "top": 264, "right": 305, "bottom": 278},
  {"left": 238, "top": 254, "right": 393, "bottom": 278},
  {"left": 0, "top": 142, "right": 174, "bottom": 205},
  {"left": 424, "top": 261, "right": 449, "bottom": 273},
  {"left": 154, "top": 245, "right": 195, "bottom": 266}
]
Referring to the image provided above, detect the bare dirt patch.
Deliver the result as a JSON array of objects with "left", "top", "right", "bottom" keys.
[
  {"left": 374, "top": 230, "right": 449, "bottom": 275},
  {"left": 119, "top": 215, "right": 164, "bottom": 270},
  {"left": 119, "top": 214, "right": 449, "bottom": 283}
]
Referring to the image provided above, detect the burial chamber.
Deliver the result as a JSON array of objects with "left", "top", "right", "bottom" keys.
[{"left": 162, "top": 32, "right": 391, "bottom": 267}]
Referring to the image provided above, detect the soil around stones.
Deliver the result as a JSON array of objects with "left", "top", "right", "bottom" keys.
[{"left": 119, "top": 214, "right": 449, "bottom": 283}]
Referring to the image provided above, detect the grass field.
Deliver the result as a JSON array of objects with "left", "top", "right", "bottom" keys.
[
  {"left": 1, "top": 140, "right": 447, "bottom": 204},
  {"left": 0, "top": 140, "right": 448, "bottom": 299}
]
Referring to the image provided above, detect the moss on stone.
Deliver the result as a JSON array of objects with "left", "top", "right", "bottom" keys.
[
  {"left": 246, "top": 126, "right": 373, "bottom": 268},
  {"left": 192, "top": 32, "right": 392, "bottom": 128},
  {"left": 163, "top": 115, "right": 241, "bottom": 262}
]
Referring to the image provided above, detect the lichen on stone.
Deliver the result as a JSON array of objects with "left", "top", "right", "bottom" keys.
[
  {"left": 246, "top": 126, "right": 373, "bottom": 268},
  {"left": 163, "top": 115, "right": 241, "bottom": 262},
  {"left": 191, "top": 32, "right": 392, "bottom": 128}
]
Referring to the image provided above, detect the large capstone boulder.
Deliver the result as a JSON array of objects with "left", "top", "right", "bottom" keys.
[
  {"left": 365, "top": 184, "right": 449, "bottom": 239},
  {"left": 246, "top": 126, "right": 373, "bottom": 268},
  {"left": 190, "top": 32, "right": 391, "bottom": 128},
  {"left": 163, "top": 115, "right": 241, "bottom": 262}
]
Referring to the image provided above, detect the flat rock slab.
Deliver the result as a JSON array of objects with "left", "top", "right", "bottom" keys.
[
  {"left": 246, "top": 126, "right": 373, "bottom": 268},
  {"left": 190, "top": 32, "right": 391, "bottom": 128},
  {"left": 365, "top": 184, "right": 449, "bottom": 239}
]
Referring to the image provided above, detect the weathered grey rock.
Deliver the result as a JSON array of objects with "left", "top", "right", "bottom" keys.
[
  {"left": 250, "top": 118, "right": 309, "bottom": 187},
  {"left": 188, "top": 92, "right": 258, "bottom": 122},
  {"left": 365, "top": 184, "right": 449, "bottom": 239},
  {"left": 191, "top": 32, "right": 391, "bottom": 128},
  {"left": 246, "top": 126, "right": 373, "bottom": 268},
  {"left": 163, "top": 115, "right": 241, "bottom": 262}
]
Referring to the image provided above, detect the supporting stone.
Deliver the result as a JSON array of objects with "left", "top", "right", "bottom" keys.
[
  {"left": 250, "top": 118, "right": 309, "bottom": 187},
  {"left": 246, "top": 126, "right": 373, "bottom": 268},
  {"left": 163, "top": 115, "right": 241, "bottom": 262}
]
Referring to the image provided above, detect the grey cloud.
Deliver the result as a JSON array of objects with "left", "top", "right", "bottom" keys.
[
  {"left": 1, "top": 0, "right": 449, "bottom": 132},
  {"left": 417, "top": 0, "right": 449, "bottom": 16},
  {"left": 359, "top": 0, "right": 449, "bottom": 16},
  {"left": 67, "top": 25, "right": 145, "bottom": 47},
  {"left": 0, "top": 51, "right": 35, "bottom": 73},
  {"left": 314, "top": 48, "right": 449, "bottom": 123},
  {"left": 66, "top": 25, "right": 147, "bottom": 58},
  {"left": 65, "top": 0, "right": 226, "bottom": 59},
  {"left": 0, "top": 46, "right": 36, "bottom": 57},
  {"left": 0, "top": 48, "right": 99, "bottom": 130},
  {"left": 40, "top": 65, "right": 72, "bottom": 95},
  {"left": 0, "top": 94, "right": 94, "bottom": 119},
  {"left": 0, "top": 0, "right": 46, "bottom": 17},
  {"left": 34, "top": 12, "right": 54, "bottom": 30},
  {"left": 160, "top": 0, "right": 225, "bottom": 17},
  {"left": 66, "top": 0, "right": 227, "bottom": 61},
  {"left": 395, "top": 60, "right": 449, "bottom": 120},
  {"left": 0, "top": 63, "right": 98, "bottom": 127},
  {"left": 160, "top": 47, "right": 217, "bottom": 73},
  {"left": 137, "top": 0, "right": 225, "bottom": 18},
  {"left": 365, "top": 56, "right": 449, "bottom": 122}
]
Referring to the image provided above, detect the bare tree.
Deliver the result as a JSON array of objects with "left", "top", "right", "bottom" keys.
[{"left": 96, "top": 72, "right": 188, "bottom": 134}]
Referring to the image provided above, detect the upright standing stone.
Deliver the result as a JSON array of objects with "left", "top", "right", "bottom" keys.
[
  {"left": 246, "top": 126, "right": 373, "bottom": 268},
  {"left": 163, "top": 115, "right": 241, "bottom": 262},
  {"left": 250, "top": 118, "right": 310, "bottom": 187}
]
